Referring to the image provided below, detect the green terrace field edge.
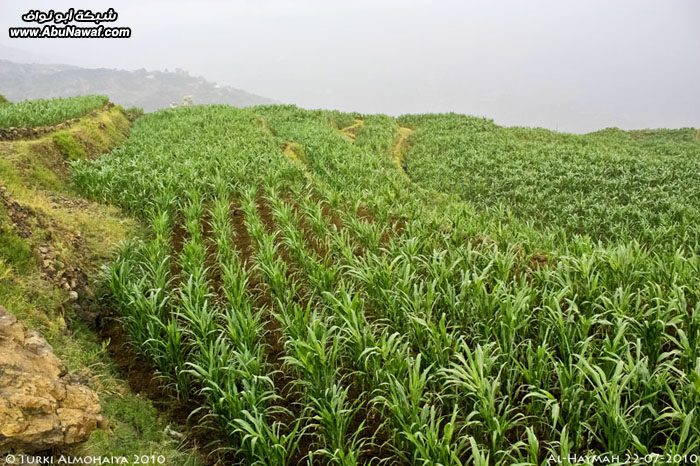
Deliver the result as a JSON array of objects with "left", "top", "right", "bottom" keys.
[{"left": 0, "top": 95, "right": 109, "bottom": 129}]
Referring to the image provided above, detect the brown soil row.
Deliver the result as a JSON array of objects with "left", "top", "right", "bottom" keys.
[
  {"left": 276, "top": 193, "right": 397, "bottom": 462},
  {"left": 170, "top": 215, "right": 186, "bottom": 283},
  {"left": 96, "top": 311, "right": 229, "bottom": 465},
  {"left": 253, "top": 195, "right": 319, "bottom": 461},
  {"left": 288, "top": 200, "right": 329, "bottom": 261},
  {"left": 162, "top": 191, "right": 405, "bottom": 463},
  {"left": 229, "top": 197, "right": 312, "bottom": 461},
  {"left": 255, "top": 192, "right": 402, "bottom": 462},
  {"left": 201, "top": 209, "right": 223, "bottom": 297}
]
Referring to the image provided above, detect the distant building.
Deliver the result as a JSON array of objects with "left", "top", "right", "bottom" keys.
[{"left": 170, "top": 95, "right": 195, "bottom": 108}]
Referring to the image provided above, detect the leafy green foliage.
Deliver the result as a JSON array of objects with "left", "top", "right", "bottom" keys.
[
  {"left": 0, "top": 94, "right": 9, "bottom": 106},
  {"left": 75, "top": 104, "right": 700, "bottom": 464},
  {"left": 0, "top": 94, "right": 107, "bottom": 129},
  {"left": 399, "top": 113, "right": 700, "bottom": 248}
]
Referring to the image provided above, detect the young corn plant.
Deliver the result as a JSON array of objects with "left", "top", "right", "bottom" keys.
[
  {"left": 249, "top": 186, "right": 367, "bottom": 462},
  {"left": 78, "top": 104, "right": 700, "bottom": 462}
]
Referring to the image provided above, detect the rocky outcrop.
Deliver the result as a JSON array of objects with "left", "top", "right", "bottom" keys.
[{"left": 0, "top": 306, "right": 104, "bottom": 452}]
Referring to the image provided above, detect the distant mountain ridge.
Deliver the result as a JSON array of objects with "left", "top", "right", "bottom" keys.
[{"left": 0, "top": 59, "right": 278, "bottom": 111}]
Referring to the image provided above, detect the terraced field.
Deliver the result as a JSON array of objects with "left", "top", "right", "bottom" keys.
[
  {"left": 0, "top": 94, "right": 108, "bottom": 129},
  {"left": 399, "top": 114, "right": 700, "bottom": 248},
  {"left": 72, "top": 105, "right": 700, "bottom": 464}
]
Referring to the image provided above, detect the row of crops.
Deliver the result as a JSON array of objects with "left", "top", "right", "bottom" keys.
[
  {"left": 73, "top": 105, "right": 700, "bottom": 464},
  {"left": 0, "top": 94, "right": 108, "bottom": 129}
]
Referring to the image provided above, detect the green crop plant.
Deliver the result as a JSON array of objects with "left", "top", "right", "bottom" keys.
[
  {"left": 72, "top": 103, "right": 700, "bottom": 464},
  {"left": 0, "top": 95, "right": 107, "bottom": 128}
]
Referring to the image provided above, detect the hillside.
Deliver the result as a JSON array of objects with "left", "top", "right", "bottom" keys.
[
  {"left": 1, "top": 95, "right": 699, "bottom": 463},
  {"left": 0, "top": 60, "right": 276, "bottom": 112},
  {"left": 71, "top": 104, "right": 700, "bottom": 463}
]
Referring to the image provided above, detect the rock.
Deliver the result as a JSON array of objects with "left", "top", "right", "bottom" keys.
[
  {"left": 0, "top": 305, "right": 103, "bottom": 452},
  {"left": 96, "top": 416, "right": 110, "bottom": 431},
  {"left": 165, "top": 426, "right": 185, "bottom": 441},
  {"left": 38, "top": 246, "right": 49, "bottom": 254},
  {"left": 69, "top": 291, "right": 78, "bottom": 300}
]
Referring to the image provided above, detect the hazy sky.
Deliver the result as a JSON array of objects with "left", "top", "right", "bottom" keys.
[{"left": 1, "top": 0, "right": 698, "bottom": 132}]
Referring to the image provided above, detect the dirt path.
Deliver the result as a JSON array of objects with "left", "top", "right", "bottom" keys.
[
  {"left": 282, "top": 141, "right": 305, "bottom": 165},
  {"left": 391, "top": 125, "right": 414, "bottom": 175},
  {"left": 337, "top": 119, "right": 364, "bottom": 143}
]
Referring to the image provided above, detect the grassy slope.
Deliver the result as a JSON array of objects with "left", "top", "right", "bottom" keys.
[{"left": 0, "top": 106, "right": 203, "bottom": 464}]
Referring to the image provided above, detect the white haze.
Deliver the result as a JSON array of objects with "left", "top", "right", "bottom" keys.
[{"left": 0, "top": 0, "right": 698, "bottom": 133}]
